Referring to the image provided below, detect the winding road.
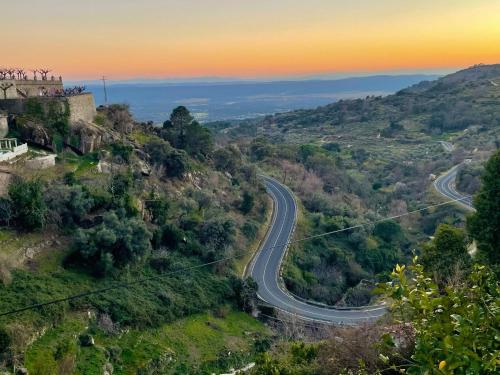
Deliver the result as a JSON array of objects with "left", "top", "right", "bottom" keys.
[
  {"left": 433, "top": 165, "right": 474, "bottom": 211},
  {"left": 248, "top": 176, "right": 387, "bottom": 324}
]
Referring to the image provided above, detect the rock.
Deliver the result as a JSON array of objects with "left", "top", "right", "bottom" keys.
[
  {"left": 79, "top": 333, "right": 95, "bottom": 347},
  {"left": 136, "top": 159, "right": 151, "bottom": 176},
  {"left": 16, "top": 120, "right": 52, "bottom": 148},
  {"left": 97, "top": 160, "right": 112, "bottom": 174},
  {"left": 103, "top": 362, "right": 114, "bottom": 375}
]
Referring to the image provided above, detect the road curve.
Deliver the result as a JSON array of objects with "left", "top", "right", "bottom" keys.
[
  {"left": 433, "top": 165, "right": 474, "bottom": 211},
  {"left": 249, "top": 176, "right": 387, "bottom": 324}
]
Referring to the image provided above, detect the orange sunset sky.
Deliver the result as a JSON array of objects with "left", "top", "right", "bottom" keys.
[{"left": 4, "top": 0, "right": 500, "bottom": 80}]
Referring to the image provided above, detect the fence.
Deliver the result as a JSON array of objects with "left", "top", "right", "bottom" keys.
[{"left": 0, "top": 143, "right": 28, "bottom": 162}]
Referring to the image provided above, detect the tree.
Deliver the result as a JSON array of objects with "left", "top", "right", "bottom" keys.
[
  {"left": 249, "top": 138, "right": 273, "bottom": 161},
  {"left": 213, "top": 146, "right": 241, "bottom": 174},
  {"left": 467, "top": 149, "right": 500, "bottom": 267},
  {"left": 0, "top": 198, "right": 13, "bottom": 227},
  {"left": 73, "top": 211, "right": 152, "bottom": 275},
  {"left": 0, "top": 83, "right": 13, "bottom": 99},
  {"left": 161, "top": 107, "right": 213, "bottom": 159},
  {"left": 198, "top": 217, "right": 235, "bottom": 259},
  {"left": 373, "top": 220, "right": 402, "bottom": 243},
  {"left": 236, "top": 277, "right": 258, "bottom": 313},
  {"left": 0, "top": 326, "right": 10, "bottom": 354},
  {"left": 145, "top": 194, "right": 169, "bottom": 225},
  {"left": 8, "top": 177, "right": 46, "bottom": 230},
  {"left": 44, "top": 185, "right": 94, "bottom": 228},
  {"left": 380, "top": 259, "right": 499, "bottom": 374},
  {"left": 239, "top": 191, "right": 255, "bottom": 214},
  {"left": 145, "top": 139, "right": 191, "bottom": 178},
  {"left": 162, "top": 106, "right": 193, "bottom": 149},
  {"left": 420, "top": 224, "right": 471, "bottom": 284},
  {"left": 183, "top": 120, "right": 213, "bottom": 159}
]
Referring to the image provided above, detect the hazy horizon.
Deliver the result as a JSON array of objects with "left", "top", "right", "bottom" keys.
[{"left": 4, "top": 1, "right": 499, "bottom": 79}]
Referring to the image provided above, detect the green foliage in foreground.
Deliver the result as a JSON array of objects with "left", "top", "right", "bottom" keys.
[
  {"left": 379, "top": 259, "right": 499, "bottom": 374},
  {"left": 467, "top": 148, "right": 500, "bottom": 268}
]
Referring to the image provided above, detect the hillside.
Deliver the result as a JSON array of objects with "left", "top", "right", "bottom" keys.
[
  {"left": 212, "top": 64, "right": 499, "bottom": 146},
  {"left": 0, "top": 105, "right": 272, "bottom": 374},
  {"left": 208, "top": 65, "right": 499, "bottom": 306}
]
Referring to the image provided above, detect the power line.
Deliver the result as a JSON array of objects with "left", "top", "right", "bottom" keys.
[
  {"left": 102, "top": 76, "right": 108, "bottom": 105},
  {"left": 0, "top": 194, "right": 475, "bottom": 318}
]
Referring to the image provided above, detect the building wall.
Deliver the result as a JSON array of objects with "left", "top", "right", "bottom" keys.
[
  {"left": 0, "top": 79, "right": 63, "bottom": 99},
  {"left": 67, "top": 93, "right": 97, "bottom": 123},
  {"left": 0, "top": 93, "right": 97, "bottom": 124}
]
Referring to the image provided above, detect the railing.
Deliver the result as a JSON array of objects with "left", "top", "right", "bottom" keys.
[{"left": 0, "top": 143, "right": 28, "bottom": 162}]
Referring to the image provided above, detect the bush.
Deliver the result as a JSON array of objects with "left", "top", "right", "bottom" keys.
[
  {"left": 373, "top": 220, "right": 402, "bottom": 243},
  {"left": 73, "top": 211, "right": 152, "bottom": 275},
  {"left": 110, "top": 141, "right": 134, "bottom": 163},
  {"left": 242, "top": 220, "right": 259, "bottom": 240},
  {"left": 8, "top": 177, "right": 46, "bottom": 230},
  {"left": 0, "top": 327, "right": 10, "bottom": 354},
  {"left": 239, "top": 191, "right": 255, "bottom": 214},
  {"left": 44, "top": 185, "right": 94, "bottom": 228},
  {"left": 145, "top": 139, "right": 191, "bottom": 178}
]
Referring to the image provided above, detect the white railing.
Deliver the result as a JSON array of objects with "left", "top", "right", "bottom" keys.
[{"left": 0, "top": 143, "right": 28, "bottom": 162}]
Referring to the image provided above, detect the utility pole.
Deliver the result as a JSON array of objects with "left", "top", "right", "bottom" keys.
[{"left": 102, "top": 76, "right": 108, "bottom": 105}]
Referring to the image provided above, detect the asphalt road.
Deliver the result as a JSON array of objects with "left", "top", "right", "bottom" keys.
[
  {"left": 249, "top": 176, "right": 387, "bottom": 324},
  {"left": 433, "top": 165, "right": 474, "bottom": 211}
]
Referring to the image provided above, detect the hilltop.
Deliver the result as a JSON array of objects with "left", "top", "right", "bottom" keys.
[{"left": 211, "top": 64, "right": 500, "bottom": 146}]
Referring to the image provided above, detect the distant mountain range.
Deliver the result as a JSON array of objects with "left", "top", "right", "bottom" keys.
[
  {"left": 213, "top": 64, "right": 500, "bottom": 141},
  {"left": 83, "top": 74, "right": 439, "bottom": 123}
]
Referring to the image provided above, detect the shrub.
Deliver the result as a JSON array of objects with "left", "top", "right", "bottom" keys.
[
  {"left": 239, "top": 191, "right": 255, "bottom": 214},
  {"left": 44, "top": 185, "right": 94, "bottom": 228},
  {"left": 8, "top": 177, "right": 46, "bottom": 230},
  {"left": 242, "top": 220, "right": 259, "bottom": 240},
  {"left": 373, "top": 220, "right": 402, "bottom": 243},
  {"left": 0, "top": 327, "right": 10, "bottom": 354},
  {"left": 110, "top": 141, "right": 134, "bottom": 163},
  {"left": 73, "top": 211, "right": 152, "bottom": 275},
  {"left": 144, "top": 139, "right": 191, "bottom": 178}
]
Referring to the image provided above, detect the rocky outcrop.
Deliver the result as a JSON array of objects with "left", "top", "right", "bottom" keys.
[
  {"left": 69, "top": 120, "right": 109, "bottom": 154},
  {"left": 16, "top": 119, "right": 52, "bottom": 149},
  {"left": 14, "top": 118, "right": 118, "bottom": 154}
]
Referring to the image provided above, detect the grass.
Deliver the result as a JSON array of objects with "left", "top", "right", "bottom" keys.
[
  {"left": 24, "top": 309, "right": 270, "bottom": 375},
  {"left": 235, "top": 195, "right": 273, "bottom": 277}
]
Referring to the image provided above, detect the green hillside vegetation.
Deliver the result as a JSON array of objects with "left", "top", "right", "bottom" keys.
[
  {"left": 1, "top": 65, "right": 499, "bottom": 374},
  {"left": 249, "top": 149, "right": 500, "bottom": 374},
  {"left": 208, "top": 64, "right": 500, "bottom": 307},
  {"left": 0, "top": 106, "right": 271, "bottom": 374}
]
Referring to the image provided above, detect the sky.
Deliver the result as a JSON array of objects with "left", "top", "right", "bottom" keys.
[{"left": 4, "top": 0, "right": 500, "bottom": 80}]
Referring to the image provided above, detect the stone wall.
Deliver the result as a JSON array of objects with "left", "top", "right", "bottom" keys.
[
  {"left": 67, "top": 93, "right": 97, "bottom": 123},
  {"left": 25, "top": 154, "right": 56, "bottom": 169},
  {"left": 0, "top": 94, "right": 97, "bottom": 124},
  {"left": 0, "top": 78, "right": 63, "bottom": 99}
]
